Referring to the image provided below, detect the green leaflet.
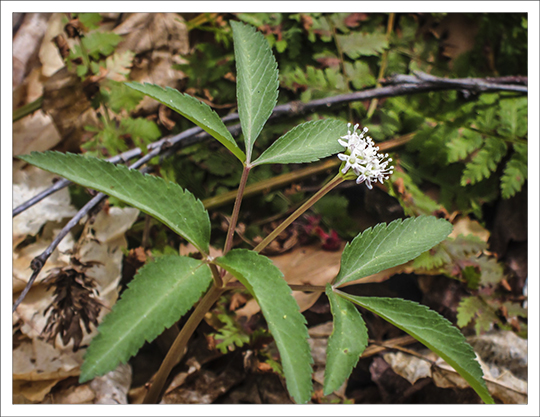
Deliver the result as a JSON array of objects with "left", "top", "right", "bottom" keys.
[
  {"left": 252, "top": 119, "right": 347, "bottom": 166},
  {"left": 337, "top": 32, "right": 388, "bottom": 59},
  {"left": 336, "top": 293, "right": 494, "bottom": 404},
  {"left": 324, "top": 285, "right": 368, "bottom": 395},
  {"left": 215, "top": 249, "right": 313, "bottom": 404},
  {"left": 79, "top": 255, "right": 212, "bottom": 383},
  {"left": 334, "top": 216, "right": 452, "bottom": 287},
  {"left": 501, "top": 157, "right": 527, "bottom": 199},
  {"left": 19, "top": 152, "right": 211, "bottom": 254},
  {"left": 461, "top": 137, "right": 507, "bottom": 186},
  {"left": 231, "top": 20, "right": 279, "bottom": 163},
  {"left": 125, "top": 82, "right": 245, "bottom": 162}
]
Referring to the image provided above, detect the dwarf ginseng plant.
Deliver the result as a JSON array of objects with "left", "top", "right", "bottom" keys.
[{"left": 19, "top": 21, "right": 494, "bottom": 404}]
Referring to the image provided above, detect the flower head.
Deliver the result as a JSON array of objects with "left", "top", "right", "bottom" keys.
[{"left": 337, "top": 123, "right": 394, "bottom": 189}]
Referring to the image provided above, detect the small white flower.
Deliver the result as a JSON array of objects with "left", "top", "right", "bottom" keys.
[{"left": 337, "top": 124, "right": 394, "bottom": 189}]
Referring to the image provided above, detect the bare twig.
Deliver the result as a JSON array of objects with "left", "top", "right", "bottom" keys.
[
  {"left": 382, "top": 70, "right": 528, "bottom": 94},
  {"left": 12, "top": 192, "right": 106, "bottom": 313}
]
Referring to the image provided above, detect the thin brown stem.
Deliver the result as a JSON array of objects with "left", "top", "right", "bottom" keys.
[
  {"left": 223, "top": 165, "right": 251, "bottom": 255},
  {"left": 224, "top": 281, "right": 327, "bottom": 293},
  {"left": 208, "top": 262, "right": 223, "bottom": 288},
  {"left": 253, "top": 174, "right": 345, "bottom": 253},
  {"left": 367, "top": 12, "right": 395, "bottom": 119},
  {"left": 143, "top": 285, "right": 224, "bottom": 404}
]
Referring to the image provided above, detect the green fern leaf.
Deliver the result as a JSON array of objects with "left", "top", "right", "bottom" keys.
[
  {"left": 337, "top": 32, "right": 388, "bottom": 58},
  {"left": 456, "top": 296, "right": 479, "bottom": 328},
  {"left": 497, "top": 97, "right": 528, "bottom": 139},
  {"left": 80, "top": 255, "right": 212, "bottom": 382},
  {"left": 501, "top": 157, "right": 527, "bottom": 199},
  {"left": 446, "top": 129, "right": 483, "bottom": 163},
  {"left": 105, "top": 80, "right": 145, "bottom": 113},
  {"left": 461, "top": 137, "right": 507, "bottom": 186},
  {"left": 81, "top": 32, "right": 123, "bottom": 60}
]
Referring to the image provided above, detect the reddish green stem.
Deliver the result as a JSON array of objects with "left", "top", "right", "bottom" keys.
[
  {"left": 253, "top": 174, "right": 345, "bottom": 253},
  {"left": 223, "top": 164, "right": 251, "bottom": 255}
]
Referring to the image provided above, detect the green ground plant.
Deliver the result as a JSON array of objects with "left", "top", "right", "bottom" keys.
[{"left": 20, "top": 21, "right": 495, "bottom": 404}]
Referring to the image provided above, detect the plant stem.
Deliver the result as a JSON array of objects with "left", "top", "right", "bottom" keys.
[
  {"left": 225, "top": 281, "right": 327, "bottom": 292},
  {"left": 208, "top": 262, "right": 223, "bottom": 288},
  {"left": 223, "top": 164, "right": 251, "bottom": 255},
  {"left": 144, "top": 173, "right": 345, "bottom": 403},
  {"left": 253, "top": 174, "right": 345, "bottom": 253},
  {"left": 143, "top": 284, "right": 224, "bottom": 404},
  {"left": 13, "top": 96, "right": 43, "bottom": 122},
  {"left": 366, "top": 12, "right": 395, "bottom": 119}
]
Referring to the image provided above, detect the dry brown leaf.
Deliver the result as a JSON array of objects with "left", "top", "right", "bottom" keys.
[
  {"left": 89, "top": 363, "right": 131, "bottom": 404},
  {"left": 41, "top": 67, "right": 98, "bottom": 152},
  {"left": 13, "top": 13, "right": 50, "bottom": 89},
  {"left": 14, "top": 207, "right": 138, "bottom": 346},
  {"left": 13, "top": 165, "right": 77, "bottom": 242},
  {"left": 383, "top": 351, "right": 433, "bottom": 385},
  {"left": 13, "top": 338, "right": 84, "bottom": 381},
  {"left": 51, "top": 383, "right": 96, "bottom": 404},
  {"left": 39, "top": 13, "right": 66, "bottom": 77},
  {"left": 114, "top": 13, "right": 189, "bottom": 56},
  {"left": 115, "top": 14, "right": 189, "bottom": 114},
  {"left": 450, "top": 216, "right": 490, "bottom": 242},
  {"left": 13, "top": 378, "right": 63, "bottom": 403},
  {"left": 383, "top": 331, "right": 528, "bottom": 404},
  {"left": 13, "top": 111, "right": 62, "bottom": 159}
]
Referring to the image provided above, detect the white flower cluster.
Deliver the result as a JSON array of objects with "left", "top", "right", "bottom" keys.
[{"left": 337, "top": 123, "right": 394, "bottom": 189}]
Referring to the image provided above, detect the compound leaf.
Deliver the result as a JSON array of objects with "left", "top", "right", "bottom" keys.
[
  {"left": 125, "top": 82, "right": 245, "bottom": 162},
  {"left": 231, "top": 20, "right": 279, "bottom": 162},
  {"left": 337, "top": 293, "right": 494, "bottom": 404},
  {"left": 324, "top": 284, "right": 368, "bottom": 395},
  {"left": 461, "top": 137, "right": 507, "bottom": 186},
  {"left": 337, "top": 32, "right": 388, "bottom": 58},
  {"left": 19, "top": 152, "right": 211, "bottom": 254},
  {"left": 80, "top": 255, "right": 212, "bottom": 383},
  {"left": 501, "top": 150, "right": 527, "bottom": 199},
  {"left": 334, "top": 216, "right": 453, "bottom": 287},
  {"left": 215, "top": 249, "right": 313, "bottom": 404},
  {"left": 252, "top": 119, "right": 347, "bottom": 166}
]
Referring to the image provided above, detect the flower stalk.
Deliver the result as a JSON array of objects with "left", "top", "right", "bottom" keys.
[{"left": 253, "top": 173, "right": 345, "bottom": 253}]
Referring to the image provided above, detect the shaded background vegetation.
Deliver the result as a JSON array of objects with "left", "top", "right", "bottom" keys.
[{"left": 12, "top": 12, "right": 528, "bottom": 404}]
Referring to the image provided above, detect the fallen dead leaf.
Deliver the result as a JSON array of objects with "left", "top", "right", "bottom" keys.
[
  {"left": 13, "top": 111, "right": 63, "bottom": 159},
  {"left": 41, "top": 66, "right": 98, "bottom": 152},
  {"left": 90, "top": 363, "right": 132, "bottom": 404},
  {"left": 114, "top": 13, "right": 189, "bottom": 56},
  {"left": 13, "top": 13, "right": 50, "bottom": 89},
  {"left": 13, "top": 378, "right": 63, "bottom": 403},
  {"left": 13, "top": 338, "right": 84, "bottom": 382},
  {"left": 38, "top": 13, "right": 66, "bottom": 77},
  {"left": 450, "top": 216, "right": 490, "bottom": 242},
  {"left": 383, "top": 330, "right": 528, "bottom": 404},
  {"left": 13, "top": 165, "right": 77, "bottom": 243}
]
